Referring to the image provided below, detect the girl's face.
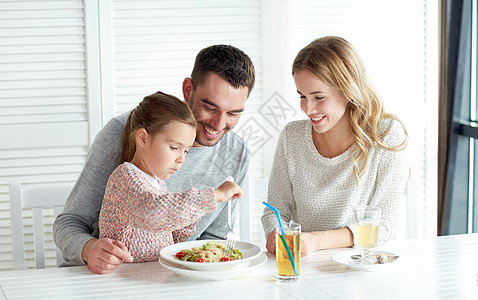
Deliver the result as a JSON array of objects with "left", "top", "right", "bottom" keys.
[
  {"left": 137, "top": 120, "right": 196, "bottom": 180},
  {"left": 294, "top": 69, "right": 350, "bottom": 135}
]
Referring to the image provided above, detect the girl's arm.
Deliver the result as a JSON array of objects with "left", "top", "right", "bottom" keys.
[
  {"left": 113, "top": 167, "right": 217, "bottom": 232},
  {"left": 172, "top": 223, "right": 197, "bottom": 243}
]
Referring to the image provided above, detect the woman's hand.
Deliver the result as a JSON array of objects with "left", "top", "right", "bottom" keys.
[
  {"left": 267, "top": 230, "right": 320, "bottom": 256},
  {"left": 267, "top": 230, "right": 317, "bottom": 256},
  {"left": 265, "top": 230, "right": 276, "bottom": 254},
  {"left": 300, "top": 232, "right": 318, "bottom": 257}
]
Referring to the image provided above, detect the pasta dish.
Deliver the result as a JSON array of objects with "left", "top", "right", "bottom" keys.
[{"left": 175, "top": 241, "right": 242, "bottom": 263}]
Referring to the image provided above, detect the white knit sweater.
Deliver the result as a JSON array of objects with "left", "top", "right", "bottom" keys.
[{"left": 261, "top": 118, "right": 409, "bottom": 236}]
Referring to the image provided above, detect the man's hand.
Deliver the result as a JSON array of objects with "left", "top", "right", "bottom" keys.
[{"left": 82, "top": 238, "right": 133, "bottom": 274}]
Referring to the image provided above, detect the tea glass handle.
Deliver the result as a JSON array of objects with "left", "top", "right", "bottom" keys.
[{"left": 378, "top": 220, "right": 393, "bottom": 244}]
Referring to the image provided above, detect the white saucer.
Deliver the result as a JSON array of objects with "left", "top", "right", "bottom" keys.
[
  {"left": 331, "top": 249, "right": 399, "bottom": 272},
  {"left": 160, "top": 253, "right": 268, "bottom": 281}
]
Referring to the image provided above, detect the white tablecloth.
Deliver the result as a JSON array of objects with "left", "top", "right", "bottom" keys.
[{"left": 0, "top": 233, "right": 477, "bottom": 299}]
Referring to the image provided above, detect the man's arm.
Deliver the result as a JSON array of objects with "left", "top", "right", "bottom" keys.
[{"left": 53, "top": 115, "right": 127, "bottom": 265}]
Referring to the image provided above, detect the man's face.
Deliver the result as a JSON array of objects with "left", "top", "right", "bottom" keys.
[{"left": 185, "top": 73, "right": 249, "bottom": 147}]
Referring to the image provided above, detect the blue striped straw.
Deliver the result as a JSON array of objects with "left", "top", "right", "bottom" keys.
[{"left": 263, "top": 202, "right": 298, "bottom": 276}]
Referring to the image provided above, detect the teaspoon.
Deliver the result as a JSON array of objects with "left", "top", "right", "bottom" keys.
[{"left": 350, "top": 253, "right": 399, "bottom": 264}]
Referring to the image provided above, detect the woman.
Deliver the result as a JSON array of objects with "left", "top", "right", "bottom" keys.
[{"left": 261, "top": 36, "right": 409, "bottom": 256}]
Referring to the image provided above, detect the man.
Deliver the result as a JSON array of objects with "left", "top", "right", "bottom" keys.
[{"left": 53, "top": 45, "right": 255, "bottom": 274}]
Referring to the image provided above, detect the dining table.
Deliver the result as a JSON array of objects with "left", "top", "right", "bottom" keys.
[{"left": 0, "top": 233, "right": 476, "bottom": 300}]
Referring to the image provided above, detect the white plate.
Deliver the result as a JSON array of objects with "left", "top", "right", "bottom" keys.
[
  {"left": 331, "top": 249, "right": 399, "bottom": 272},
  {"left": 160, "top": 240, "right": 262, "bottom": 271},
  {"left": 160, "top": 253, "right": 267, "bottom": 281}
]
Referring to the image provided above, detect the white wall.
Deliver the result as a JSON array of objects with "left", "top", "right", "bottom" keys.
[{"left": 0, "top": 0, "right": 437, "bottom": 269}]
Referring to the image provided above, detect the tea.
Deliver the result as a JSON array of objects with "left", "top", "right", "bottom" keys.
[
  {"left": 354, "top": 223, "right": 379, "bottom": 249},
  {"left": 276, "top": 231, "right": 300, "bottom": 278}
]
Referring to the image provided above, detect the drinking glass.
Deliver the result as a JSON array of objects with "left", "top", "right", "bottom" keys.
[
  {"left": 353, "top": 206, "right": 392, "bottom": 262},
  {"left": 275, "top": 222, "right": 301, "bottom": 281}
]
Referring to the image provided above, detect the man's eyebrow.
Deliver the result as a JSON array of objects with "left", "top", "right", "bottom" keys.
[
  {"left": 202, "top": 98, "right": 219, "bottom": 108},
  {"left": 202, "top": 98, "right": 244, "bottom": 113}
]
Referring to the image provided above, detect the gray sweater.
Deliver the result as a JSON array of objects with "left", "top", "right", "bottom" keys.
[{"left": 53, "top": 112, "right": 250, "bottom": 266}]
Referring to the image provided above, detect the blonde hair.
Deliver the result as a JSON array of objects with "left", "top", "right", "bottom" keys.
[
  {"left": 292, "top": 36, "right": 408, "bottom": 183},
  {"left": 121, "top": 91, "right": 197, "bottom": 163}
]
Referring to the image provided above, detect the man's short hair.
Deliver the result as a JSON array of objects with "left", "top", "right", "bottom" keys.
[{"left": 190, "top": 45, "right": 255, "bottom": 96}]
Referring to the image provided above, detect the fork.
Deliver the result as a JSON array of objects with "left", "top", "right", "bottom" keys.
[{"left": 224, "top": 176, "right": 236, "bottom": 257}]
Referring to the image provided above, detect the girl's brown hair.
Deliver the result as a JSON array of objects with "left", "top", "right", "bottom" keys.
[
  {"left": 292, "top": 36, "right": 408, "bottom": 183},
  {"left": 121, "top": 91, "right": 197, "bottom": 163}
]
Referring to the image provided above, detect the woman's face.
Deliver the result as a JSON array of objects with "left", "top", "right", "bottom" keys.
[{"left": 294, "top": 69, "right": 350, "bottom": 135}]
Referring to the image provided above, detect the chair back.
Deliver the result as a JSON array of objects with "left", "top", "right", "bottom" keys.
[{"left": 9, "top": 180, "right": 73, "bottom": 269}]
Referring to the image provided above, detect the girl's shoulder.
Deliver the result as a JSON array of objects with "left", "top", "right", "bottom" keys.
[
  {"left": 113, "top": 162, "right": 135, "bottom": 173},
  {"left": 108, "top": 163, "right": 159, "bottom": 192},
  {"left": 110, "top": 163, "right": 142, "bottom": 180}
]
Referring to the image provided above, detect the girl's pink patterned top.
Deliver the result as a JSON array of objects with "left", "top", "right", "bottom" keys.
[{"left": 99, "top": 163, "right": 216, "bottom": 263}]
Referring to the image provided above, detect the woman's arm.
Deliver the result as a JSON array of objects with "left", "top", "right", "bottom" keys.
[
  {"left": 266, "top": 227, "right": 354, "bottom": 257},
  {"left": 368, "top": 121, "right": 410, "bottom": 231},
  {"left": 261, "top": 127, "right": 295, "bottom": 235},
  {"left": 300, "top": 228, "right": 354, "bottom": 256}
]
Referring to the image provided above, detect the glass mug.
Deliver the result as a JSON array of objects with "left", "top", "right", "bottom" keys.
[
  {"left": 275, "top": 222, "right": 301, "bottom": 281},
  {"left": 353, "top": 206, "right": 392, "bottom": 261}
]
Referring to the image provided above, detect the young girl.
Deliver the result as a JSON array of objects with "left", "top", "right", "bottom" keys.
[
  {"left": 99, "top": 91, "right": 242, "bottom": 263},
  {"left": 261, "top": 36, "right": 409, "bottom": 256}
]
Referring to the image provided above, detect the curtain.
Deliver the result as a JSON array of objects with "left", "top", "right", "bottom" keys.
[{"left": 438, "top": 0, "right": 475, "bottom": 235}]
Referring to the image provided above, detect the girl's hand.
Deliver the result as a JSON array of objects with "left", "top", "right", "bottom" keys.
[{"left": 214, "top": 181, "right": 243, "bottom": 202}]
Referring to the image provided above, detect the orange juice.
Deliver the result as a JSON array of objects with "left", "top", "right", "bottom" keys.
[
  {"left": 276, "top": 231, "right": 300, "bottom": 278},
  {"left": 354, "top": 223, "right": 379, "bottom": 249}
]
